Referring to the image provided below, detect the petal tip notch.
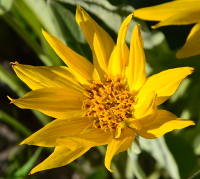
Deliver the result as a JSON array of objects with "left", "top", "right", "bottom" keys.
[
  {"left": 7, "top": 96, "right": 14, "bottom": 104},
  {"left": 10, "top": 61, "right": 19, "bottom": 67}
]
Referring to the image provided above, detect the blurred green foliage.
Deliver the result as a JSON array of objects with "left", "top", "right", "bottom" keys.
[{"left": 0, "top": 0, "right": 200, "bottom": 179}]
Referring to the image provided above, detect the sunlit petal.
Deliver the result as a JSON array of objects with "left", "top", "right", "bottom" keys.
[
  {"left": 9, "top": 87, "right": 86, "bottom": 119},
  {"left": 42, "top": 30, "right": 94, "bottom": 85},
  {"left": 108, "top": 14, "right": 131, "bottom": 76},
  {"left": 152, "top": 9, "right": 200, "bottom": 28},
  {"left": 126, "top": 24, "right": 146, "bottom": 91},
  {"left": 57, "top": 129, "right": 113, "bottom": 150},
  {"left": 135, "top": 110, "right": 195, "bottom": 139},
  {"left": 134, "top": 0, "right": 200, "bottom": 21},
  {"left": 10, "top": 62, "right": 83, "bottom": 92},
  {"left": 105, "top": 127, "right": 135, "bottom": 172},
  {"left": 177, "top": 23, "right": 200, "bottom": 58},
  {"left": 30, "top": 146, "right": 90, "bottom": 174},
  {"left": 76, "top": 5, "right": 115, "bottom": 79},
  {"left": 137, "top": 67, "right": 194, "bottom": 106},
  {"left": 20, "top": 117, "right": 93, "bottom": 147},
  {"left": 134, "top": 91, "right": 157, "bottom": 119}
]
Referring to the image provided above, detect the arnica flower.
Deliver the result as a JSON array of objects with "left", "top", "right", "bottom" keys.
[
  {"left": 9, "top": 6, "right": 194, "bottom": 174},
  {"left": 133, "top": 0, "right": 200, "bottom": 59}
]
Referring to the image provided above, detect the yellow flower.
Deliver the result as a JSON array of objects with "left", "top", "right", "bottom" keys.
[
  {"left": 134, "top": 0, "right": 200, "bottom": 59},
  {"left": 9, "top": 6, "right": 194, "bottom": 174}
]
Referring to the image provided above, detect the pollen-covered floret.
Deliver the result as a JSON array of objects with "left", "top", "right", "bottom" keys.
[{"left": 82, "top": 74, "right": 137, "bottom": 132}]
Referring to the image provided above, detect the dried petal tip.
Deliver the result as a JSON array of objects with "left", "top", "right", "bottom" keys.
[
  {"left": 10, "top": 61, "right": 19, "bottom": 66},
  {"left": 28, "top": 171, "right": 33, "bottom": 175},
  {"left": 7, "top": 96, "right": 14, "bottom": 104}
]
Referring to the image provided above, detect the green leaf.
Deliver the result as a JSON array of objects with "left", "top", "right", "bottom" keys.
[
  {"left": 14, "top": 0, "right": 64, "bottom": 65},
  {"left": 13, "top": 147, "right": 43, "bottom": 177},
  {"left": 22, "top": 0, "right": 62, "bottom": 39},
  {"left": 140, "top": 136, "right": 180, "bottom": 179},
  {"left": 126, "top": 151, "right": 147, "bottom": 179},
  {"left": 165, "top": 134, "right": 197, "bottom": 179},
  {"left": 49, "top": 0, "right": 85, "bottom": 44},
  {"left": 49, "top": 1, "right": 90, "bottom": 59},
  {"left": 0, "top": 0, "right": 13, "bottom": 15},
  {"left": 56, "top": 0, "right": 143, "bottom": 42}
]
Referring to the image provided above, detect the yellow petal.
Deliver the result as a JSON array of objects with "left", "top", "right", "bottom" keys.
[
  {"left": 128, "top": 119, "right": 142, "bottom": 130},
  {"left": 42, "top": 30, "right": 93, "bottom": 85},
  {"left": 135, "top": 110, "right": 195, "bottom": 139},
  {"left": 105, "top": 127, "right": 135, "bottom": 172},
  {"left": 57, "top": 129, "right": 113, "bottom": 149},
  {"left": 10, "top": 62, "right": 83, "bottom": 92},
  {"left": 152, "top": 9, "right": 200, "bottom": 29},
  {"left": 30, "top": 146, "right": 90, "bottom": 174},
  {"left": 20, "top": 117, "right": 93, "bottom": 147},
  {"left": 108, "top": 14, "right": 131, "bottom": 76},
  {"left": 137, "top": 67, "right": 194, "bottom": 106},
  {"left": 76, "top": 5, "right": 115, "bottom": 78},
  {"left": 134, "top": 0, "right": 200, "bottom": 21},
  {"left": 177, "top": 23, "right": 200, "bottom": 58},
  {"left": 134, "top": 91, "right": 157, "bottom": 119},
  {"left": 10, "top": 87, "right": 86, "bottom": 119},
  {"left": 126, "top": 24, "right": 146, "bottom": 91}
]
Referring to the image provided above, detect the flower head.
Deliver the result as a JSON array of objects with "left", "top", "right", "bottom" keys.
[
  {"left": 134, "top": 0, "right": 200, "bottom": 59},
  {"left": 9, "top": 5, "right": 194, "bottom": 174}
]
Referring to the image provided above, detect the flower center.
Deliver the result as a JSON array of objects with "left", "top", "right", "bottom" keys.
[{"left": 82, "top": 74, "right": 136, "bottom": 132}]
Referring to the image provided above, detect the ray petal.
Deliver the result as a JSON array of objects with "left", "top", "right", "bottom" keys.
[
  {"left": 76, "top": 5, "right": 115, "bottom": 79},
  {"left": 108, "top": 14, "right": 132, "bottom": 76},
  {"left": 152, "top": 9, "right": 200, "bottom": 28},
  {"left": 126, "top": 24, "right": 146, "bottom": 91},
  {"left": 135, "top": 110, "right": 195, "bottom": 139},
  {"left": 20, "top": 117, "right": 93, "bottom": 147},
  {"left": 30, "top": 146, "right": 90, "bottom": 174},
  {"left": 134, "top": 91, "right": 157, "bottom": 119},
  {"left": 57, "top": 129, "right": 113, "bottom": 149},
  {"left": 137, "top": 67, "right": 194, "bottom": 106},
  {"left": 177, "top": 23, "right": 200, "bottom": 58},
  {"left": 105, "top": 127, "right": 135, "bottom": 172},
  {"left": 10, "top": 62, "right": 83, "bottom": 92},
  {"left": 9, "top": 87, "right": 86, "bottom": 119},
  {"left": 42, "top": 30, "right": 93, "bottom": 85},
  {"left": 134, "top": 0, "right": 200, "bottom": 21}
]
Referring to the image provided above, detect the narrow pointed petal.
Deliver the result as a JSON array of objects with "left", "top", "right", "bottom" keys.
[
  {"left": 127, "top": 24, "right": 146, "bottom": 91},
  {"left": 42, "top": 30, "right": 93, "bottom": 85},
  {"left": 30, "top": 146, "right": 90, "bottom": 174},
  {"left": 108, "top": 14, "right": 131, "bottom": 76},
  {"left": 105, "top": 127, "right": 135, "bottom": 172},
  {"left": 177, "top": 23, "right": 200, "bottom": 58},
  {"left": 134, "top": 0, "right": 200, "bottom": 21},
  {"left": 137, "top": 67, "right": 194, "bottom": 106},
  {"left": 76, "top": 5, "right": 115, "bottom": 78},
  {"left": 20, "top": 117, "right": 93, "bottom": 147},
  {"left": 152, "top": 9, "right": 200, "bottom": 28},
  {"left": 10, "top": 87, "right": 86, "bottom": 119},
  {"left": 134, "top": 91, "right": 157, "bottom": 119},
  {"left": 57, "top": 129, "right": 113, "bottom": 149},
  {"left": 134, "top": 91, "right": 158, "bottom": 127},
  {"left": 10, "top": 62, "right": 83, "bottom": 92},
  {"left": 135, "top": 110, "right": 195, "bottom": 139}
]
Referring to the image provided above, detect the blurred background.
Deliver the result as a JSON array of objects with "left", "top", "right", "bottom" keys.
[{"left": 0, "top": 0, "right": 200, "bottom": 178}]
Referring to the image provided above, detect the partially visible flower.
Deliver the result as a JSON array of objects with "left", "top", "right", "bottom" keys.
[
  {"left": 9, "top": 5, "right": 194, "bottom": 174},
  {"left": 134, "top": 0, "right": 200, "bottom": 59}
]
